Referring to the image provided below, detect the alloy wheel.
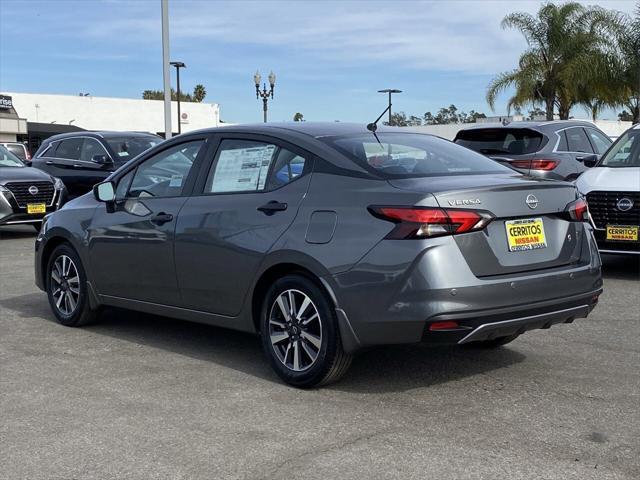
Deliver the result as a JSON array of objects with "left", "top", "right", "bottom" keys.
[
  {"left": 268, "top": 289, "right": 323, "bottom": 372},
  {"left": 50, "top": 254, "right": 80, "bottom": 316}
]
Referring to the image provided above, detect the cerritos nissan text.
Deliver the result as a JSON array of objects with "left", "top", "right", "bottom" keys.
[{"left": 35, "top": 123, "right": 603, "bottom": 387}]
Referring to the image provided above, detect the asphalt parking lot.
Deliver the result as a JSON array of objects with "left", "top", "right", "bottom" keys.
[{"left": 1, "top": 225, "right": 638, "bottom": 480}]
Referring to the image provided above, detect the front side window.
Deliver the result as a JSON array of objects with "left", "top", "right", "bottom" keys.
[
  {"left": 599, "top": 130, "right": 639, "bottom": 167},
  {"left": 565, "top": 128, "right": 593, "bottom": 153},
  {"left": 41, "top": 142, "right": 59, "bottom": 158},
  {"left": 326, "top": 133, "right": 511, "bottom": 178},
  {"left": 79, "top": 138, "right": 109, "bottom": 162},
  {"left": 128, "top": 140, "right": 204, "bottom": 198},
  {"left": 55, "top": 138, "right": 84, "bottom": 160},
  {"left": 586, "top": 129, "right": 612, "bottom": 155},
  {"left": 206, "top": 140, "right": 278, "bottom": 193}
]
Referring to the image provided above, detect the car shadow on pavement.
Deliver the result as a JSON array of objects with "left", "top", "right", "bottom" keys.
[
  {"left": 0, "top": 226, "right": 37, "bottom": 239},
  {"left": 1, "top": 292, "right": 526, "bottom": 392},
  {"left": 601, "top": 255, "right": 640, "bottom": 281}
]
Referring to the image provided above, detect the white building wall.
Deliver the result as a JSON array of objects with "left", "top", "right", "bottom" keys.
[{"left": 6, "top": 92, "right": 220, "bottom": 134}]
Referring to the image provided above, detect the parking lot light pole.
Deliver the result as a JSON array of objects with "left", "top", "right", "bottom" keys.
[
  {"left": 170, "top": 61, "right": 186, "bottom": 134},
  {"left": 161, "top": 0, "right": 172, "bottom": 139},
  {"left": 377, "top": 89, "right": 402, "bottom": 125},
  {"left": 254, "top": 70, "right": 276, "bottom": 123}
]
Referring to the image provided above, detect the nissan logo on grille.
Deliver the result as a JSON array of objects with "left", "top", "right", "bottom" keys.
[
  {"left": 525, "top": 194, "right": 538, "bottom": 209},
  {"left": 28, "top": 185, "right": 39, "bottom": 195},
  {"left": 616, "top": 197, "right": 634, "bottom": 212}
]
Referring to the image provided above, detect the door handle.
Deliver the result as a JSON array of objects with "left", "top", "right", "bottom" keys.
[
  {"left": 45, "top": 161, "right": 54, "bottom": 165},
  {"left": 150, "top": 212, "right": 174, "bottom": 225},
  {"left": 257, "top": 201, "right": 288, "bottom": 215},
  {"left": 73, "top": 164, "right": 83, "bottom": 168}
]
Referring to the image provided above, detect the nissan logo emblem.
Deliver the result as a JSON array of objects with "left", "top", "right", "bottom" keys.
[
  {"left": 526, "top": 194, "right": 538, "bottom": 209},
  {"left": 617, "top": 197, "right": 634, "bottom": 212},
  {"left": 28, "top": 185, "right": 39, "bottom": 195}
]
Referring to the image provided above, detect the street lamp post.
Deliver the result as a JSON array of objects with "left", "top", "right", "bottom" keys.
[
  {"left": 377, "top": 89, "right": 402, "bottom": 125},
  {"left": 254, "top": 70, "right": 276, "bottom": 123},
  {"left": 170, "top": 61, "right": 186, "bottom": 134}
]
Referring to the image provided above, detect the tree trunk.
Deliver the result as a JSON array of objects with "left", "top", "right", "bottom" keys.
[
  {"left": 545, "top": 97, "right": 554, "bottom": 121},
  {"left": 558, "top": 101, "right": 571, "bottom": 120}
]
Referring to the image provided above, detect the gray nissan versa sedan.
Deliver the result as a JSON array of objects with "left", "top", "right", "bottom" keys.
[{"left": 35, "top": 123, "right": 603, "bottom": 387}]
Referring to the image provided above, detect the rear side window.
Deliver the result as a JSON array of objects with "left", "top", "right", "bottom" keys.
[
  {"left": 79, "top": 138, "right": 109, "bottom": 162},
  {"left": 564, "top": 128, "right": 593, "bottom": 153},
  {"left": 454, "top": 128, "right": 544, "bottom": 155},
  {"left": 55, "top": 138, "right": 84, "bottom": 160},
  {"left": 325, "top": 133, "right": 512, "bottom": 178}
]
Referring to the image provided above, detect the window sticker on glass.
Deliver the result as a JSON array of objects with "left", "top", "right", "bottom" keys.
[
  {"left": 118, "top": 152, "right": 129, "bottom": 157},
  {"left": 169, "top": 175, "right": 183, "bottom": 187},
  {"left": 210, "top": 144, "right": 276, "bottom": 192}
]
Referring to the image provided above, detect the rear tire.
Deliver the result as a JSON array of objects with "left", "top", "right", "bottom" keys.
[
  {"left": 46, "top": 243, "right": 100, "bottom": 327},
  {"left": 260, "top": 274, "right": 352, "bottom": 388},
  {"left": 468, "top": 334, "right": 520, "bottom": 349}
]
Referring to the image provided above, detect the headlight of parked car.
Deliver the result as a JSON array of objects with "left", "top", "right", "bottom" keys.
[{"left": 53, "top": 177, "right": 65, "bottom": 190}]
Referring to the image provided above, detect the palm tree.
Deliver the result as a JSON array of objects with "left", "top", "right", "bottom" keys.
[
  {"left": 487, "top": 2, "right": 620, "bottom": 120},
  {"left": 193, "top": 84, "right": 207, "bottom": 103},
  {"left": 609, "top": 2, "right": 640, "bottom": 123}
]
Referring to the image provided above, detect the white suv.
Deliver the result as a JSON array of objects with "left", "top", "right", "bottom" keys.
[{"left": 576, "top": 124, "right": 640, "bottom": 255}]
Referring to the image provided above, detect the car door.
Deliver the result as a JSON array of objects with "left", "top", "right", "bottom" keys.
[
  {"left": 564, "top": 127, "right": 595, "bottom": 176},
  {"left": 174, "top": 134, "right": 313, "bottom": 316},
  {"left": 87, "top": 138, "right": 207, "bottom": 306}
]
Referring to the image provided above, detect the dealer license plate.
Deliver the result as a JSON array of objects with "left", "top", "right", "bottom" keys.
[
  {"left": 606, "top": 225, "right": 639, "bottom": 242},
  {"left": 505, "top": 218, "right": 547, "bottom": 252},
  {"left": 27, "top": 203, "right": 46, "bottom": 214}
]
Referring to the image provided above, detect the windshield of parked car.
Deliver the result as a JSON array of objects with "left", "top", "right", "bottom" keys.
[
  {"left": 323, "top": 133, "right": 512, "bottom": 178},
  {"left": 105, "top": 136, "right": 161, "bottom": 162},
  {"left": 599, "top": 130, "right": 640, "bottom": 167},
  {"left": 0, "top": 145, "right": 25, "bottom": 167},
  {"left": 454, "top": 128, "right": 544, "bottom": 155}
]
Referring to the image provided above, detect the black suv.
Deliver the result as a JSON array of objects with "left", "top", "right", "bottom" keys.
[
  {"left": 32, "top": 132, "right": 161, "bottom": 198},
  {"left": 454, "top": 120, "right": 612, "bottom": 181}
]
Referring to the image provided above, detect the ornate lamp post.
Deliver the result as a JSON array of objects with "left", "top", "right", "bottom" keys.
[{"left": 254, "top": 70, "right": 276, "bottom": 123}]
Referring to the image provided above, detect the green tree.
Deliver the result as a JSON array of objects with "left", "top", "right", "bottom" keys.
[
  {"left": 384, "top": 112, "right": 408, "bottom": 126},
  {"left": 610, "top": 3, "right": 640, "bottom": 123},
  {"left": 293, "top": 112, "right": 304, "bottom": 122},
  {"left": 142, "top": 88, "right": 195, "bottom": 102},
  {"left": 193, "top": 84, "right": 207, "bottom": 103},
  {"left": 487, "top": 2, "right": 620, "bottom": 120}
]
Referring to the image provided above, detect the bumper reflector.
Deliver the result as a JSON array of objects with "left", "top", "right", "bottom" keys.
[{"left": 429, "top": 321, "right": 460, "bottom": 331}]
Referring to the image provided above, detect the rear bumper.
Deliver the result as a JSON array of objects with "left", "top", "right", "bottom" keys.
[{"left": 329, "top": 228, "right": 602, "bottom": 352}]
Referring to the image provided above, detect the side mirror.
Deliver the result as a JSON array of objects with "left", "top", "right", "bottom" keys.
[
  {"left": 93, "top": 181, "right": 115, "bottom": 203},
  {"left": 577, "top": 154, "right": 599, "bottom": 168},
  {"left": 92, "top": 154, "right": 113, "bottom": 165}
]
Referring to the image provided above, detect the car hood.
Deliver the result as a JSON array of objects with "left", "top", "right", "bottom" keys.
[
  {"left": 0, "top": 166, "right": 54, "bottom": 184},
  {"left": 575, "top": 167, "right": 640, "bottom": 194}
]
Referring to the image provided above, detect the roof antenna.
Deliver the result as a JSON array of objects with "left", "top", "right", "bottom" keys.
[{"left": 367, "top": 105, "right": 391, "bottom": 132}]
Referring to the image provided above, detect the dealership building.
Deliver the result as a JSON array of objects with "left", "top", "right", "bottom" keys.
[{"left": 0, "top": 92, "right": 221, "bottom": 153}]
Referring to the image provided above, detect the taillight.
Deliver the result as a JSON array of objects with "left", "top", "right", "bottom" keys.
[
  {"left": 369, "top": 206, "right": 494, "bottom": 239},
  {"left": 566, "top": 198, "right": 589, "bottom": 221},
  {"left": 511, "top": 159, "right": 558, "bottom": 171}
]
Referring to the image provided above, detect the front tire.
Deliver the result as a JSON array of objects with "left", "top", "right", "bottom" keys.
[
  {"left": 260, "top": 274, "right": 352, "bottom": 388},
  {"left": 46, "top": 243, "right": 99, "bottom": 327}
]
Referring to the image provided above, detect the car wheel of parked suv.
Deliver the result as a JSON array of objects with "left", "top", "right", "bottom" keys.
[
  {"left": 46, "top": 244, "right": 99, "bottom": 327},
  {"left": 260, "top": 275, "right": 352, "bottom": 388}
]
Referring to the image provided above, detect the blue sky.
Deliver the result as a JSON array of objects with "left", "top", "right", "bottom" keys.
[{"left": 0, "top": 0, "right": 635, "bottom": 123}]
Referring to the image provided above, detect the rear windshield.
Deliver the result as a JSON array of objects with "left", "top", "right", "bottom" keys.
[
  {"left": 105, "top": 136, "right": 160, "bottom": 162},
  {"left": 4, "top": 144, "right": 26, "bottom": 160},
  {"left": 322, "top": 133, "right": 511, "bottom": 178},
  {"left": 0, "top": 145, "right": 25, "bottom": 167},
  {"left": 599, "top": 129, "right": 640, "bottom": 167},
  {"left": 454, "top": 128, "right": 544, "bottom": 155}
]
